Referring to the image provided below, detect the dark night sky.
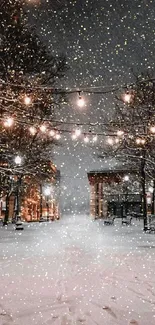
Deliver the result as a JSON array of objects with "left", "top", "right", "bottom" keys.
[{"left": 28, "top": 0, "right": 155, "bottom": 213}]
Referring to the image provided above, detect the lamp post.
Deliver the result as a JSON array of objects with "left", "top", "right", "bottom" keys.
[
  {"left": 123, "top": 175, "right": 129, "bottom": 216},
  {"left": 44, "top": 187, "right": 51, "bottom": 221},
  {"left": 14, "top": 155, "right": 22, "bottom": 221}
]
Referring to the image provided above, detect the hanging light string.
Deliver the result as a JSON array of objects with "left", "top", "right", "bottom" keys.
[
  {"left": 1, "top": 77, "right": 155, "bottom": 95},
  {"left": 1, "top": 115, "right": 155, "bottom": 145}
]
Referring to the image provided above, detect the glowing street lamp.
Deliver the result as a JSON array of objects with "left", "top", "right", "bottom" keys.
[
  {"left": 14, "top": 155, "right": 23, "bottom": 222},
  {"left": 44, "top": 187, "right": 51, "bottom": 196},
  {"left": 124, "top": 175, "right": 129, "bottom": 182}
]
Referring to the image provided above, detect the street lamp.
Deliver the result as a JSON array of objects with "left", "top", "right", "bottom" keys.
[
  {"left": 14, "top": 155, "right": 22, "bottom": 221},
  {"left": 123, "top": 175, "right": 129, "bottom": 215}
]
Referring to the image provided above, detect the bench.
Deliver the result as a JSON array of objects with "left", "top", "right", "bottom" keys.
[
  {"left": 104, "top": 217, "right": 115, "bottom": 226},
  {"left": 122, "top": 217, "right": 132, "bottom": 226},
  {"left": 148, "top": 222, "right": 155, "bottom": 233}
]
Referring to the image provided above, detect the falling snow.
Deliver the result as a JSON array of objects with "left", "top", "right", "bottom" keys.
[{"left": 1, "top": 216, "right": 155, "bottom": 325}]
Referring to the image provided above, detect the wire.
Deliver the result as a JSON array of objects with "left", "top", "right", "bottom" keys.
[{"left": 1, "top": 77, "right": 155, "bottom": 95}]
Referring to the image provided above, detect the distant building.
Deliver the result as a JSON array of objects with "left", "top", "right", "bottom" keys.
[
  {"left": 0, "top": 164, "right": 61, "bottom": 222},
  {"left": 87, "top": 169, "right": 142, "bottom": 219}
]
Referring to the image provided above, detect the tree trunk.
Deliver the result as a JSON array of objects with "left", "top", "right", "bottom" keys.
[
  {"left": 141, "top": 151, "right": 148, "bottom": 231},
  {"left": 40, "top": 183, "right": 43, "bottom": 220},
  {"left": 3, "top": 193, "right": 10, "bottom": 226}
]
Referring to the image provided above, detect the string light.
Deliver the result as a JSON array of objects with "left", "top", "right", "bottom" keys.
[
  {"left": 136, "top": 138, "right": 146, "bottom": 145},
  {"left": 74, "top": 128, "right": 82, "bottom": 137},
  {"left": 150, "top": 126, "right": 155, "bottom": 133},
  {"left": 40, "top": 124, "right": 46, "bottom": 133},
  {"left": 55, "top": 133, "right": 61, "bottom": 140},
  {"left": 14, "top": 155, "right": 22, "bottom": 165},
  {"left": 49, "top": 129, "right": 56, "bottom": 137},
  {"left": 123, "top": 92, "right": 132, "bottom": 104},
  {"left": 77, "top": 92, "right": 85, "bottom": 108},
  {"left": 29, "top": 126, "right": 37, "bottom": 135},
  {"left": 117, "top": 130, "right": 124, "bottom": 136},
  {"left": 84, "top": 135, "right": 89, "bottom": 143},
  {"left": 71, "top": 132, "right": 77, "bottom": 140},
  {"left": 3, "top": 76, "right": 155, "bottom": 95},
  {"left": 4, "top": 117, "right": 14, "bottom": 127},
  {"left": 107, "top": 138, "right": 114, "bottom": 145},
  {"left": 24, "top": 95, "right": 32, "bottom": 106},
  {"left": 1, "top": 114, "right": 155, "bottom": 145},
  {"left": 124, "top": 175, "right": 129, "bottom": 181},
  {"left": 92, "top": 135, "right": 97, "bottom": 142},
  {"left": 115, "top": 138, "right": 120, "bottom": 144}
]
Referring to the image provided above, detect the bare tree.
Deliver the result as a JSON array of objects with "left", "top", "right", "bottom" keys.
[
  {"left": 0, "top": 0, "right": 67, "bottom": 224},
  {"left": 97, "top": 72, "right": 155, "bottom": 231}
]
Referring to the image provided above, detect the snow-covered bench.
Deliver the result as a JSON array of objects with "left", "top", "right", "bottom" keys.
[
  {"left": 148, "top": 222, "right": 155, "bottom": 233},
  {"left": 104, "top": 217, "right": 115, "bottom": 226},
  {"left": 122, "top": 217, "right": 132, "bottom": 226}
]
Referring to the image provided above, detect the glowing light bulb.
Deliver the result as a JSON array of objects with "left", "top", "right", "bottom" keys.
[
  {"left": 24, "top": 95, "right": 31, "bottom": 105},
  {"left": 40, "top": 124, "right": 46, "bottom": 133},
  {"left": 150, "top": 126, "right": 155, "bottom": 133},
  {"left": 44, "top": 188, "right": 51, "bottom": 196},
  {"left": 115, "top": 137, "right": 120, "bottom": 144},
  {"left": 117, "top": 130, "right": 124, "bottom": 136},
  {"left": 4, "top": 117, "right": 14, "bottom": 127},
  {"left": 84, "top": 135, "right": 89, "bottom": 143},
  {"left": 14, "top": 155, "right": 22, "bottom": 165},
  {"left": 71, "top": 133, "right": 77, "bottom": 140},
  {"left": 49, "top": 130, "right": 55, "bottom": 137},
  {"left": 77, "top": 93, "right": 85, "bottom": 107},
  {"left": 141, "top": 138, "right": 146, "bottom": 145},
  {"left": 55, "top": 133, "right": 61, "bottom": 140},
  {"left": 136, "top": 138, "right": 141, "bottom": 144},
  {"left": 75, "top": 128, "right": 81, "bottom": 137},
  {"left": 29, "top": 126, "right": 37, "bottom": 135},
  {"left": 92, "top": 135, "right": 97, "bottom": 142},
  {"left": 124, "top": 175, "right": 129, "bottom": 181},
  {"left": 107, "top": 138, "right": 114, "bottom": 145}
]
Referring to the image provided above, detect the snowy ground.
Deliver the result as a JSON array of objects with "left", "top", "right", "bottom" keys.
[{"left": 0, "top": 216, "right": 155, "bottom": 325}]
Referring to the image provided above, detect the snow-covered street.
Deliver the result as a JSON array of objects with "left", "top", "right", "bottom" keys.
[{"left": 0, "top": 215, "right": 155, "bottom": 325}]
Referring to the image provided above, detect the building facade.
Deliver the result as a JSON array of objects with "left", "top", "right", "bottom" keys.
[{"left": 87, "top": 169, "right": 142, "bottom": 219}]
